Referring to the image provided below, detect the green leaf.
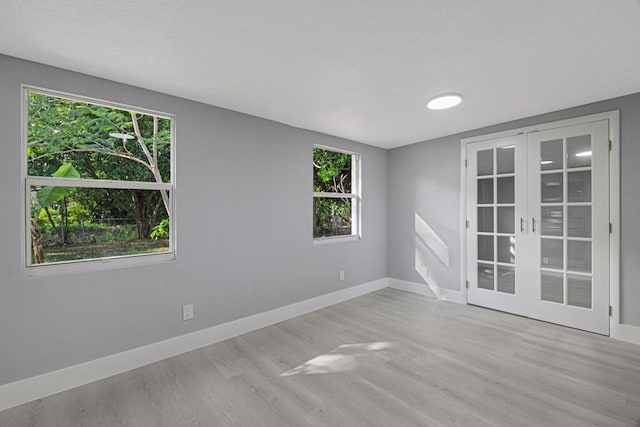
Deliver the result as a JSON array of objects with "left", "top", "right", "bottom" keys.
[
  {"left": 36, "top": 186, "right": 74, "bottom": 208},
  {"left": 51, "top": 163, "right": 80, "bottom": 179},
  {"left": 36, "top": 163, "right": 80, "bottom": 207}
]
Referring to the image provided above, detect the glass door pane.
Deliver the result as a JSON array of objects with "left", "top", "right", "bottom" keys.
[
  {"left": 567, "top": 135, "right": 591, "bottom": 168},
  {"left": 497, "top": 146, "right": 515, "bottom": 174},
  {"left": 541, "top": 206, "right": 563, "bottom": 236},
  {"left": 477, "top": 149, "right": 493, "bottom": 176},
  {"left": 541, "top": 139, "right": 563, "bottom": 170},
  {"left": 478, "top": 264, "right": 494, "bottom": 290},
  {"left": 541, "top": 271, "right": 564, "bottom": 303},
  {"left": 497, "top": 266, "right": 515, "bottom": 294},
  {"left": 567, "top": 275, "right": 592, "bottom": 309},
  {"left": 568, "top": 206, "right": 591, "bottom": 238}
]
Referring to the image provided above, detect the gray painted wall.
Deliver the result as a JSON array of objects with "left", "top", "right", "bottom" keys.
[
  {"left": 2, "top": 52, "right": 639, "bottom": 387},
  {"left": 0, "top": 55, "right": 388, "bottom": 386},
  {"left": 388, "top": 92, "right": 640, "bottom": 326}
]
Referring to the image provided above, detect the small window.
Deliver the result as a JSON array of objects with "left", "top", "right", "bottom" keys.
[
  {"left": 313, "top": 146, "right": 360, "bottom": 240},
  {"left": 24, "top": 87, "right": 174, "bottom": 270}
]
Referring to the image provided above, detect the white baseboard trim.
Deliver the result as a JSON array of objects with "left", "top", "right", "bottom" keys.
[
  {"left": 0, "top": 278, "right": 388, "bottom": 412},
  {"left": 388, "top": 278, "right": 465, "bottom": 304},
  {"left": 619, "top": 324, "right": 640, "bottom": 346},
  {"left": 388, "top": 277, "right": 437, "bottom": 298}
]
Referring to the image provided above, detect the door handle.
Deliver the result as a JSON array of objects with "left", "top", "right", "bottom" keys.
[
  {"left": 532, "top": 217, "right": 537, "bottom": 233},
  {"left": 520, "top": 217, "right": 525, "bottom": 233}
]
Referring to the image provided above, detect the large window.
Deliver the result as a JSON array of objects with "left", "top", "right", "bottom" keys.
[
  {"left": 23, "top": 87, "right": 175, "bottom": 270},
  {"left": 313, "top": 146, "right": 360, "bottom": 240}
]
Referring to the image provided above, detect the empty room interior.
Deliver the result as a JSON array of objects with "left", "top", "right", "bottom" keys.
[{"left": 2, "top": 1, "right": 640, "bottom": 426}]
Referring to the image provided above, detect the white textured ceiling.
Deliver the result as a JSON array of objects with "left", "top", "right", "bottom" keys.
[{"left": 2, "top": 1, "right": 640, "bottom": 148}]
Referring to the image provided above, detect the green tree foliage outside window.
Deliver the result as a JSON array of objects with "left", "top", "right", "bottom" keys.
[
  {"left": 313, "top": 148, "right": 357, "bottom": 238},
  {"left": 27, "top": 91, "right": 172, "bottom": 265}
]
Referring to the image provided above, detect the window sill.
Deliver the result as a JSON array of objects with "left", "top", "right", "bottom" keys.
[
  {"left": 23, "top": 252, "right": 176, "bottom": 278},
  {"left": 313, "top": 235, "right": 361, "bottom": 245}
]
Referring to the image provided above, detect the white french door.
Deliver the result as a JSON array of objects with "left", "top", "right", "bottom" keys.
[
  {"left": 466, "top": 135, "right": 528, "bottom": 316},
  {"left": 466, "top": 120, "right": 610, "bottom": 335},
  {"left": 527, "top": 121, "right": 610, "bottom": 334}
]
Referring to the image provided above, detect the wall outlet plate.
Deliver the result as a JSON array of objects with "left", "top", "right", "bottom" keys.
[
  {"left": 183, "top": 304, "right": 194, "bottom": 321},
  {"left": 339, "top": 271, "right": 345, "bottom": 281}
]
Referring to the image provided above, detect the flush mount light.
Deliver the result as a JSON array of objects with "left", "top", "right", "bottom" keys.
[
  {"left": 541, "top": 160, "right": 554, "bottom": 165},
  {"left": 575, "top": 150, "right": 592, "bottom": 157},
  {"left": 426, "top": 93, "right": 462, "bottom": 110}
]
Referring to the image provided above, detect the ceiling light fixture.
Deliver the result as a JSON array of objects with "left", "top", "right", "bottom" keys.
[
  {"left": 426, "top": 93, "right": 462, "bottom": 110},
  {"left": 575, "top": 150, "right": 592, "bottom": 157}
]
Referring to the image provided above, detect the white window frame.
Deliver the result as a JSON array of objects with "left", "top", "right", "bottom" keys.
[
  {"left": 313, "top": 145, "right": 361, "bottom": 244},
  {"left": 21, "top": 85, "right": 177, "bottom": 276}
]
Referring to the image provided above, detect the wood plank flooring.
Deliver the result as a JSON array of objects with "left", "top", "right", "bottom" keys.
[{"left": 2, "top": 288, "right": 639, "bottom": 426}]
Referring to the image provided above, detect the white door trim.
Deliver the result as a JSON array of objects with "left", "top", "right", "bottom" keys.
[{"left": 460, "top": 110, "right": 620, "bottom": 337}]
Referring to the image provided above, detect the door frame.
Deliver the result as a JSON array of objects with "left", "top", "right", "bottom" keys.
[{"left": 459, "top": 110, "right": 620, "bottom": 338}]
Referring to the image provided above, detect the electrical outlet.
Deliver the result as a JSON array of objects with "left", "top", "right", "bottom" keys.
[
  {"left": 339, "top": 270, "right": 345, "bottom": 281},
  {"left": 183, "top": 304, "right": 194, "bottom": 321}
]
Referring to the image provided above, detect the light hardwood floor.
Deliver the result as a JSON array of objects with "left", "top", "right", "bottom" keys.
[{"left": 2, "top": 288, "right": 640, "bottom": 426}]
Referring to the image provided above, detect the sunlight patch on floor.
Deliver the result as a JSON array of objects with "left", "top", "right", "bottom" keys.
[{"left": 280, "top": 342, "right": 394, "bottom": 376}]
